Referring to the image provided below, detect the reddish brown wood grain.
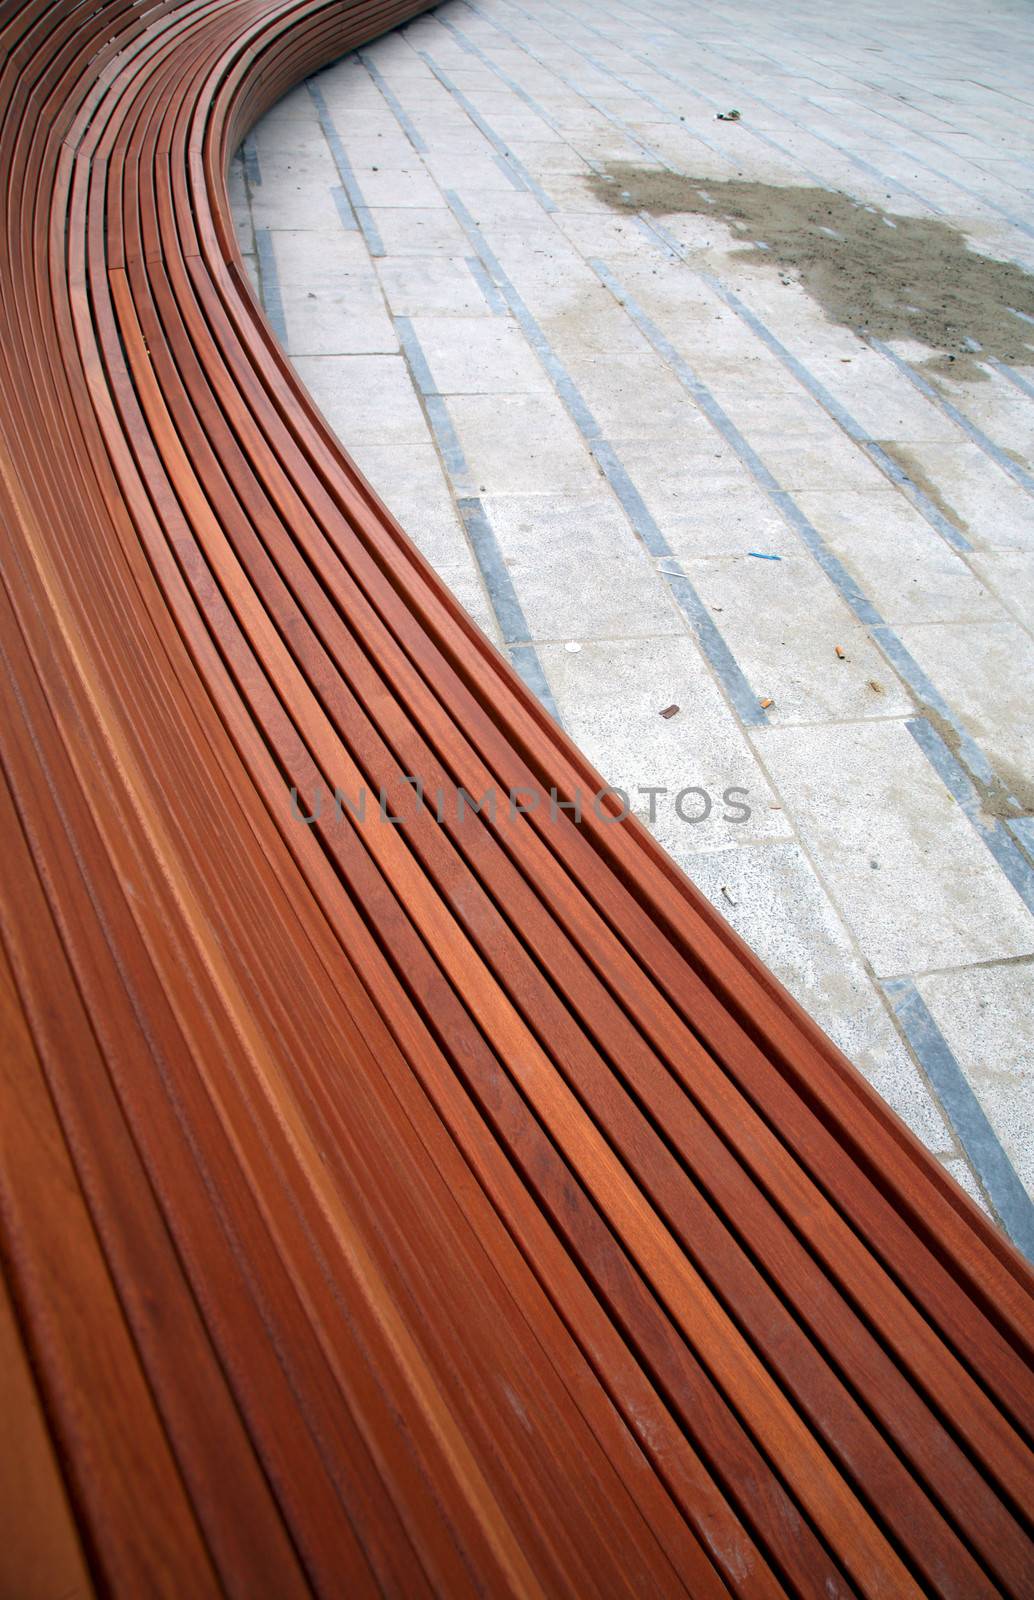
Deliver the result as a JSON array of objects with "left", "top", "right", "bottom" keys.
[{"left": 1, "top": 2, "right": 1032, "bottom": 1595}]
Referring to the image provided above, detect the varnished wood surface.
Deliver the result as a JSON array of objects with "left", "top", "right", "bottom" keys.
[{"left": 0, "top": 2, "right": 1032, "bottom": 1594}]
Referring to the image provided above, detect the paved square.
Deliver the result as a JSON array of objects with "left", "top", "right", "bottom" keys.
[{"left": 235, "top": 0, "right": 1034, "bottom": 1254}]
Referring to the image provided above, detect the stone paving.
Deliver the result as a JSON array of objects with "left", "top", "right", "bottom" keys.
[{"left": 232, "top": 0, "right": 1034, "bottom": 1254}]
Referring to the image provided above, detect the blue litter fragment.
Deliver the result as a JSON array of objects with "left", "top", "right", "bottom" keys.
[{"left": 748, "top": 551, "right": 781, "bottom": 560}]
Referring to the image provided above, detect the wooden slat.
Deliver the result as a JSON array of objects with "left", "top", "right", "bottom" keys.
[
  {"left": 0, "top": 1132, "right": 93, "bottom": 1600},
  {"left": 0, "top": 1, "right": 1032, "bottom": 1595}
]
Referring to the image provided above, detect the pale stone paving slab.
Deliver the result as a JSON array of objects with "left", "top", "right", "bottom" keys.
[
  {"left": 538, "top": 634, "right": 792, "bottom": 853},
  {"left": 685, "top": 841, "right": 956, "bottom": 1152},
  {"left": 752, "top": 719, "right": 1034, "bottom": 976},
  {"left": 481, "top": 492, "right": 682, "bottom": 638}
]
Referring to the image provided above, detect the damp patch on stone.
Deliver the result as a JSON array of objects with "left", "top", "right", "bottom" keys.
[{"left": 588, "top": 166, "right": 1034, "bottom": 381}]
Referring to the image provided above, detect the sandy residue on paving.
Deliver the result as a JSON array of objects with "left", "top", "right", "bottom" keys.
[{"left": 589, "top": 167, "right": 1034, "bottom": 380}]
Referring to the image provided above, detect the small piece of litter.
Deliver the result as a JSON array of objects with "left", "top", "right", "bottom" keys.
[
  {"left": 748, "top": 551, "right": 780, "bottom": 560},
  {"left": 834, "top": 645, "right": 846, "bottom": 659},
  {"left": 720, "top": 886, "right": 737, "bottom": 906},
  {"left": 868, "top": 678, "right": 885, "bottom": 694},
  {"left": 659, "top": 703, "right": 680, "bottom": 720},
  {"left": 716, "top": 109, "right": 741, "bottom": 121},
  {"left": 759, "top": 697, "right": 774, "bottom": 710},
  {"left": 565, "top": 641, "right": 581, "bottom": 653}
]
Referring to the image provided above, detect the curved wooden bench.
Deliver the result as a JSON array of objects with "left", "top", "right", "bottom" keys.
[{"left": 0, "top": 2, "right": 1031, "bottom": 1594}]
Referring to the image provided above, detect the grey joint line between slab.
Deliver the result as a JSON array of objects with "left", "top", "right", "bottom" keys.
[
  {"left": 443, "top": 191, "right": 767, "bottom": 727},
  {"left": 431, "top": 12, "right": 616, "bottom": 186},
  {"left": 907, "top": 717, "right": 1034, "bottom": 918},
  {"left": 392, "top": 315, "right": 562, "bottom": 722},
  {"left": 884, "top": 978, "right": 1034, "bottom": 1260},
  {"left": 307, "top": 77, "right": 385, "bottom": 255},
  {"left": 253, "top": 228, "right": 287, "bottom": 346},
  {"left": 465, "top": 254, "right": 508, "bottom": 316},
  {"left": 357, "top": 52, "right": 430, "bottom": 152},
  {"left": 1007, "top": 816, "right": 1034, "bottom": 868},
  {"left": 871, "top": 338, "right": 1034, "bottom": 499},
  {"left": 414, "top": 49, "right": 558, "bottom": 210},
  {"left": 490, "top": 151, "right": 527, "bottom": 192},
  {"left": 331, "top": 186, "right": 359, "bottom": 232},
  {"left": 993, "top": 359, "right": 1034, "bottom": 403},
  {"left": 433, "top": 13, "right": 568, "bottom": 140},
  {"left": 241, "top": 134, "right": 261, "bottom": 188}
]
